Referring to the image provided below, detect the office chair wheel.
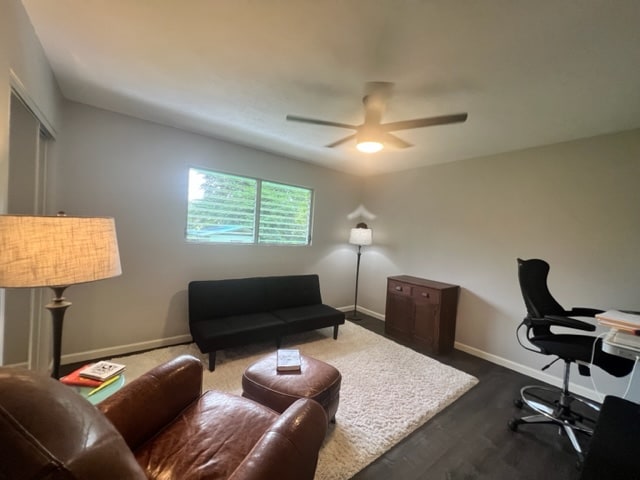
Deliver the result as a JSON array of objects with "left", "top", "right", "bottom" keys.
[
  {"left": 508, "top": 418, "right": 521, "bottom": 431},
  {"left": 513, "top": 399, "right": 524, "bottom": 409}
]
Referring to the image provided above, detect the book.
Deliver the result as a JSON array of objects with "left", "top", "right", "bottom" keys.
[
  {"left": 277, "top": 349, "right": 301, "bottom": 372},
  {"left": 596, "top": 310, "right": 640, "bottom": 333},
  {"left": 60, "top": 364, "right": 103, "bottom": 387},
  {"left": 79, "top": 360, "right": 126, "bottom": 381}
]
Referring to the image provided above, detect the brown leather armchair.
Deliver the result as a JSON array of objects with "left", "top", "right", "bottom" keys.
[{"left": 0, "top": 355, "right": 327, "bottom": 480}]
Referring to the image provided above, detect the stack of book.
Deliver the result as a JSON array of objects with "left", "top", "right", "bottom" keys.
[
  {"left": 60, "top": 360, "right": 126, "bottom": 389},
  {"left": 596, "top": 310, "right": 640, "bottom": 335},
  {"left": 276, "top": 349, "right": 301, "bottom": 372}
]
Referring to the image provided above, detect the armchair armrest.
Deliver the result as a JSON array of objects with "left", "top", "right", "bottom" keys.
[
  {"left": 98, "top": 354, "right": 203, "bottom": 451},
  {"left": 229, "top": 398, "right": 327, "bottom": 480}
]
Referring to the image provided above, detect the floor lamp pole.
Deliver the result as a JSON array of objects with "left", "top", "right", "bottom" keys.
[
  {"left": 349, "top": 245, "right": 363, "bottom": 320},
  {"left": 45, "top": 286, "right": 71, "bottom": 379}
]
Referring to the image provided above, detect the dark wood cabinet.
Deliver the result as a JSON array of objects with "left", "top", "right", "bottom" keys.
[{"left": 385, "top": 275, "right": 460, "bottom": 354}]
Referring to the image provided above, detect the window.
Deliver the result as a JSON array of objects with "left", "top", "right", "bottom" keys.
[{"left": 187, "top": 167, "right": 313, "bottom": 245}]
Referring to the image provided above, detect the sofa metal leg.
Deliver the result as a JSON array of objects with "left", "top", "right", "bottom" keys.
[
  {"left": 208, "top": 351, "right": 216, "bottom": 371},
  {"left": 333, "top": 325, "right": 339, "bottom": 339}
]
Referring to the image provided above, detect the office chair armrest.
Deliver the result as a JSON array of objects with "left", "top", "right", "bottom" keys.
[
  {"left": 566, "top": 307, "right": 604, "bottom": 317},
  {"left": 544, "top": 315, "right": 596, "bottom": 331}
]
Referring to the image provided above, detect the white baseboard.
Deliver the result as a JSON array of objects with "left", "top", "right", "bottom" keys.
[
  {"left": 453, "top": 341, "right": 601, "bottom": 402},
  {"left": 61, "top": 334, "right": 193, "bottom": 365},
  {"left": 23, "top": 307, "right": 601, "bottom": 402},
  {"left": 337, "top": 305, "right": 385, "bottom": 321},
  {"left": 347, "top": 306, "right": 603, "bottom": 402},
  {"left": 2, "top": 360, "right": 29, "bottom": 369}
]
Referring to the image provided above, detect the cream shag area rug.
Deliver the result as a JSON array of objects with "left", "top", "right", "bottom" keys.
[{"left": 112, "top": 322, "right": 478, "bottom": 480}]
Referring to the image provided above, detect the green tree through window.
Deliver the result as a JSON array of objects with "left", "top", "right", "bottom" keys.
[{"left": 187, "top": 168, "right": 313, "bottom": 245}]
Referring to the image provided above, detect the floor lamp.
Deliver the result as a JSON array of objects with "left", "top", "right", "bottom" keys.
[
  {"left": 347, "top": 222, "right": 372, "bottom": 321},
  {"left": 0, "top": 214, "right": 121, "bottom": 378}
]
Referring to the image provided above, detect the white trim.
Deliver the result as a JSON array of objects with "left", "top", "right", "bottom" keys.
[
  {"left": 9, "top": 69, "right": 57, "bottom": 138},
  {"left": 359, "top": 307, "right": 602, "bottom": 402},
  {"left": 60, "top": 334, "right": 193, "bottom": 365},
  {"left": 41, "top": 307, "right": 602, "bottom": 402},
  {"left": 453, "top": 341, "right": 600, "bottom": 401},
  {"left": 337, "top": 305, "right": 385, "bottom": 321},
  {"left": 2, "top": 360, "right": 29, "bottom": 369}
]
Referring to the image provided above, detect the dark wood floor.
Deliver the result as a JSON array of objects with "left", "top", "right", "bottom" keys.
[{"left": 349, "top": 315, "right": 586, "bottom": 480}]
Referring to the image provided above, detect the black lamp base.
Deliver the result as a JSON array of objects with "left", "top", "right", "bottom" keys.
[{"left": 45, "top": 286, "right": 71, "bottom": 379}]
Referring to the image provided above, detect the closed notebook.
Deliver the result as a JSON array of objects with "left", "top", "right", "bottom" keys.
[
  {"left": 60, "top": 365, "right": 103, "bottom": 387},
  {"left": 79, "top": 361, "right": 126, "bottom": 381},
  {"left": 277, "top": 349, "right": 301, "bottom": 372},
  {"left": 596, "top": 310, "right": 640, "bottom": 333}
]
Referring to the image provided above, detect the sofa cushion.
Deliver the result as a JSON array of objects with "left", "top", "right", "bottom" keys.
[
  {"left": 190, "top": 312, "right": 285, "bottom": 350},
  {"left": 134, "top": 391, "right": 278, "bottom": 479},
  {"left": 264, "top": 274, "right": 323, "bottom": 310},
  {"left": 273, "top": 304, "right": 346, "bottom": 333},
  {"left": 189, "top": 277, "right": 268, "bottom": 321}
]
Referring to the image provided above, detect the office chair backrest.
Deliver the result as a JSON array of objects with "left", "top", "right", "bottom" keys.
[{"left": 517, "top": 258, "right": 566, "bottom": 318}]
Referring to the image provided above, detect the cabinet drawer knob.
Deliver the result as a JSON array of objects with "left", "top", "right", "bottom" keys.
[{"left": 395, "top": 286, "right": 402, "bottom": 291}]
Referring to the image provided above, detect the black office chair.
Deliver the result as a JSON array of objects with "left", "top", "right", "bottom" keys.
[{"left": 508, "top": 258, "right": 634, "bottom": 461}]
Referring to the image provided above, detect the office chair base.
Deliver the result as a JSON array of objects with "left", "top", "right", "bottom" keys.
[{"left": 509, "top": 384, "right": 599, "bottom": 460}]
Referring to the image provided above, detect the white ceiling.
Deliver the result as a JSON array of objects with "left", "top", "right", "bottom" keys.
[{"left": 21, "top": 0, "right": 640, "bottom": 176}]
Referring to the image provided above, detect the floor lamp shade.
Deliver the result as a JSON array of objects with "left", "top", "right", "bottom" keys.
[
  {"left": 349, "top": 225, "right": 372, "bottom": 246},
  {"left": 0, "top": 214, "right": 122, "bottom": 377},
  {"left": 0, "top": 215, "right": 121, "bottom": 287}
]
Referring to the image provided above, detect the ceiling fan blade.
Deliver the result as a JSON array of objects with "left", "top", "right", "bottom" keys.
[
  {"left": 326, "top": 134, "right": 357, "bottom": 148},
  {"left": 383, "top": 133, "right": 413, "bottom": 149},
  {"left": 382, "top": 113, "right": 468, "bottom": 132},
  {"left": 286, "top": 115, "right": 357, "bottom": 130}
]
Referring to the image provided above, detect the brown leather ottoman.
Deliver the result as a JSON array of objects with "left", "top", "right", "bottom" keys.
[{"left": 242, "top": 352, "right": 341, "bottom": 424}]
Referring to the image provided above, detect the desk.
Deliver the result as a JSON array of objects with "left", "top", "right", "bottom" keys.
[
  {"left": 579, "top": 395, "right": 640, "bottom": 480},
  {"left": 602, "top": 329, "right": 640, "bottom": 361}
]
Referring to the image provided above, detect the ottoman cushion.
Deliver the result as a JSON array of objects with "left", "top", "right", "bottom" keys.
[{"left": 242, "top": 353, "right": 341, "bottom": 423}]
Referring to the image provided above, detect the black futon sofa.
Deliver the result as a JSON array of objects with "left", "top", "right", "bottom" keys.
[{"left": 188, "top": 274, "right": 345, "bottom": 370}]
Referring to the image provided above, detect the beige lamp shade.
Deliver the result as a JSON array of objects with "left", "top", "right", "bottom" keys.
[
  {"left": 349, "top": 226, "right": 372, "bottom": 246},
  {"left": 0, "top": 215, "right": 122, "bottom": 288}
]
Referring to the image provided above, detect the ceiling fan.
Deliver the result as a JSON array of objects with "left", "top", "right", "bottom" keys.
[{"left": 286, "top": 82, "right": 468, "bottom": 153}]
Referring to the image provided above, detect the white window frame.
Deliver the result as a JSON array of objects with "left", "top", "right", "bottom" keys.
[{"left": 186, "top": 167, "right": 314, "bottom": 246}]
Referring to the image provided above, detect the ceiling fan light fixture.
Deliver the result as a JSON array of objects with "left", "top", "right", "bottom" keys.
[
  {"left": 286, "top": 82, "right": 468, "bottom": 152},
  {"left": 356, "top": 125, "right": 384, "bottom": 153},
  {"left": 356, "top": 140, "right": 384, "bottom": 153}
]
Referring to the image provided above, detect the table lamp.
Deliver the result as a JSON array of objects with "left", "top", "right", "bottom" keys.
[
  {"left": 348, "top": 222, "right": 372, "bottom": 320},
  {"left": 0, "top": 214, "right": 121, "bottom": 378}
]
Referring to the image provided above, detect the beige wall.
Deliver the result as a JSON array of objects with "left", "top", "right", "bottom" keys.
[
  {"left": 49, "top": 102, "right": 361, "bottom": 363},
  {"left": 361, "top": 129, "right": 640, "bottom": 398},
  {"left": 1, "top": 0, "right": 62, "bottom": 366}
]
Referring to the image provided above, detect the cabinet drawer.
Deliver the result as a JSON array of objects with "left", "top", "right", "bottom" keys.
[
  {"left": 413, "top": 286, "right": 440, "bottom": 303},
  {"left": 388, "top": 280, "right": 412, "bottom": 296}
]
